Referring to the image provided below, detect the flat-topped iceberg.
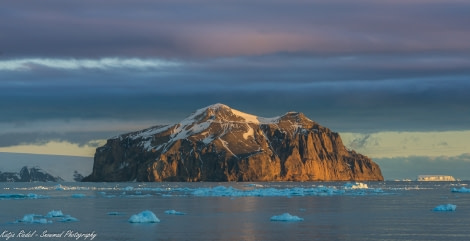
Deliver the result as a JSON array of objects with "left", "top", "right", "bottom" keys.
[
  {"left": 418, "top": 175, "right": 456, "bottom": 181},
  {"left": 128, "top": 210, "right": 160, "bottom": 223},
  {"left": 270, "top": 213, "right": 304, "bottom": 222},
  {"left": 15, "top": 210, "right": 77, "bottom": 224}
]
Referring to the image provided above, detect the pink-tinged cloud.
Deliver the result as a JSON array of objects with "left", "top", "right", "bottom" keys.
[{"left": 2, "top": 0, "right": 470, "bottom": 58}]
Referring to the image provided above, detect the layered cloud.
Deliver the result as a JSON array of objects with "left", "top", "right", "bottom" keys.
[
  {"left": 1, "top": 0, "right": 469, "bottom": 179},
  {"left": 0, "top": 58, "right": 179, "bottom": 71},
  {"left": 2, "top": 0, "right": 470, "bottom": 58}
]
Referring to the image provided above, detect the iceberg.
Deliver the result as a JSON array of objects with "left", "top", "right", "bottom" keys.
[
  {"left": 417, "top": 175, "right": 456, "bottom": 181},
  {"left": 433, "top": 204, "right": 457, "bottom": 211},
  {"left": 270, "top": 213, "right": 304, "bottom": 222},
  {"left": 128, "top": 210, "right": 160, "bottom": 223},
  {"left": 164, "top": 210, "right": 186, "bottom": 215}
]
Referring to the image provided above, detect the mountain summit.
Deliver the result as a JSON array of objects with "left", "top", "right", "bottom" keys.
[{"left": 83, "top": 104, "right": 383, "bottom": 182}]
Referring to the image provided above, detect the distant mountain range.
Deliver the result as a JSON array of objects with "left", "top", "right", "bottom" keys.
[
  {"left": 84, "top": 104, "right": 383, "bottom": 182},
  {"left": 0, "top": 153, "right": 93, "bottom": 182},
  {"left": 0, "top": 166, "right": 64, "bottom": 182}
]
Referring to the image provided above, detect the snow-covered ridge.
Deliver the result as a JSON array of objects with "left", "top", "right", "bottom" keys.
[
  {"left": 188, "top": 103, "right": 279, "bottom": 124},
  {"left": 126, "top": 104, "right": 287, "bottom": 150}
]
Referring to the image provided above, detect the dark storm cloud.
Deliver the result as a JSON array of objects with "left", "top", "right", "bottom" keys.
[
  {"left": 2, "top": 0, "right": 470, "bottom": 58},
  {"left": 1, "top": 0, "right": 470, "bottom": 149}
]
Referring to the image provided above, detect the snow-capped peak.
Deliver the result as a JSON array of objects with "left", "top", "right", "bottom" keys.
[{"left": 185, "top": 103, "right": 261, "bottom": 124}]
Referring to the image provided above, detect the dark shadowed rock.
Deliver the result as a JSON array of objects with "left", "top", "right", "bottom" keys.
[
  {"left": 83, "top": 104, "right": 383, "bottom": 182},
  {"left": 0, "top": 166, "right": 63, "bottom": 182}
]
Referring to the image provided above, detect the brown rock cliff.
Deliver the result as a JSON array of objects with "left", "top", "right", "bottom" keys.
[{"left": 83, "top": 104, "right": 383, "bottom": 182}]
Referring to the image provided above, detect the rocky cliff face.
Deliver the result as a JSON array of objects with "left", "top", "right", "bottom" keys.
[{"left": 84, "top": 104, "right": 383, "bottom": 182}]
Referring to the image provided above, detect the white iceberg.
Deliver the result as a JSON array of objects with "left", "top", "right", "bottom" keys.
[
  {"left": 344, "top": 182, "right": 368, "bottom": 189},
  {"left": 128, "top": 210, "right": 160, "bottom": 223},
  {"left": 164, "top": 210, "right": 186, "bottom": 215},
  {"left": 433, "top": 204, "right": 457, "bottom": 211},
  {"left": 270, "top": 213, "right": 304, "bottom": 222},
  {"left": 418, "top": 175, "right": 456, "bottom": 181}
]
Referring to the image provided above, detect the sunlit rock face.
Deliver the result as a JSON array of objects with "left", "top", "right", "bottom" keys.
[{"left": 84, "top": 104, "right": 383, "bottom": 182}]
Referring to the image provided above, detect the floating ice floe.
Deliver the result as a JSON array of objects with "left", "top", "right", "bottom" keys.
[
  {"left": 270, "top": 213, "right": 304, "bottom": 222},
  {"left": 71, "top": 194, "right": 87, "bottom": 198},
  {"left": 107, "top": 211, "right": 125, "bottom": 215},
  {"left": 433, "top": 204, "right": 457, "bottom": 211},
  {"left": 16, "top": 210, "right": 78, "bottom": 224},
  {"left": 17, "top": 214, "right": 51, "bottom": 224},
  {"left": 451, "top": 187, "right": 470, "bottom": 193},
  {"left": 0, "top": 193, "right": 48, "bottom": 200},
  {"left": 58, "top": 215, "right": 79, "bottom": 222},
  {"left": 164, "top": 210, "right": 186, "bottom": 215},
  {"left": 191, "top": 186, "right": 347, "bottom": 197},
  {"left": 128, "top": 210, "right": 160, "bottom": 223}
]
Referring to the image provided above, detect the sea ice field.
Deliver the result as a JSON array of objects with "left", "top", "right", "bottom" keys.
[{"left": 0, "top": 181, "right": 469, "bottom": 241}]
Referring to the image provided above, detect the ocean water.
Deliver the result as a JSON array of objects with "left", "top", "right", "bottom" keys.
[{"left": 1, "top": 182, "right": 469, "bottom": 241}]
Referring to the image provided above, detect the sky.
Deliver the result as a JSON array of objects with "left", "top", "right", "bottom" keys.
[{"left": 1, "top": 0, "right": 469, "bottom": 180}]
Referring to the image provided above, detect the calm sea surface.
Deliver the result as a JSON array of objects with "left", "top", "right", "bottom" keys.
[{"left": 0, "top": 181, "right": 469, "bottom": 241}]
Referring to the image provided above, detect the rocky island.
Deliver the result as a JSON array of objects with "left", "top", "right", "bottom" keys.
[{"left": 83, "top": 104, "right": 383, "bottom": 182}]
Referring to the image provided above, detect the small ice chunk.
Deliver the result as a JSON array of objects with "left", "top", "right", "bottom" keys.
[
  {"left": 45, "top": 210, "right": 64, "bottom": 218},
  {"left": 270, "top": 213, "right": 304, "bottom": 222},
  {"left": 433, "top": 204, "right": 457, "bottom": 211},
  {"left": 164, "top": 210, "right": 186, "bottom": 215},
  {"left": 128, "top": 210, "right": 160, "bottom": 223},
  {"left": 123, "top": 186, "right": 134, "bottom": 191}
]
